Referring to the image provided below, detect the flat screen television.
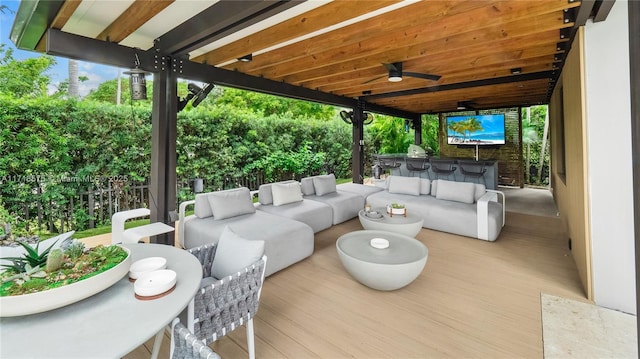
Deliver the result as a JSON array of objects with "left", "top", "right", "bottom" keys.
[{"left": 446, "top": 114, "right": 506, "bottom": 145}]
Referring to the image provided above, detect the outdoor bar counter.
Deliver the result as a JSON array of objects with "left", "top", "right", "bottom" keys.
[{"left": 374, "top": 154, "right": 498, "bottom": 190}]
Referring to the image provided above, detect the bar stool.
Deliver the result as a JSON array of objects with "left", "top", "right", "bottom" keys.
[
  {"left": 375, "top": 154, "right": 401, "bottom": 178},
  {"left": 429, "top": 159, "right": 457, "bottom": 180},
  {"left": 458, "top": 160, "right": 487, "bottom": 185},
  {"left": 405, "top": 156, "right": 430, "bottom": 179}
]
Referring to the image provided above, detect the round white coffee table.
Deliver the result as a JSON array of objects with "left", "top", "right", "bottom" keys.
[
  {"left": 336, "top": 230, "right": 428, "bottom": 291},
  {"left": 358, "top": 208, "right": 423, "bottom": 237}
]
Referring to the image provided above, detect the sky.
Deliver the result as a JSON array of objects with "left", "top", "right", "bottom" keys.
[{"left": 1, "top": 0, "right": 119, "bottom": 96}]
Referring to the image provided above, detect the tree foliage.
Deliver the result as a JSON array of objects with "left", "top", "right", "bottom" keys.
[
  {"left": 0, "top": 45, "right": 56, "bottom": 97},
  {"left": 521, "top": 105, "right": 549, "bottom": 184},
  {"left": 0, "top": 54, "right": 442, "bottom": 233}
]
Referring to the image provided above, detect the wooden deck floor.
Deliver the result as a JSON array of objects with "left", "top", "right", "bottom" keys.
[{"left": 118, "top": 206, "right": 584, "bottom": 359}]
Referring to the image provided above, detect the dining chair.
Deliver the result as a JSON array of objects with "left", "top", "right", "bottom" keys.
[
  {"left": 186, "top": 243, "right": 267, "bottom": 359},
  {"left": 171, "top": 318, "right": 221, "bottom": 359}
]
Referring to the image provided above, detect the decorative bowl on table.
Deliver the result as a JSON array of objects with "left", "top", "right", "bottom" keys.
[
  {"left": 0, "top": 246, "right": 131, "bottom": 317},
  {"left": 129, "top": 257, "right": 167, "bottom": 280},
  {"left": 364, "top": 211, "right": 383, "bottom": 219},
  {"left": 134, "top": 269, "right": 177, "bottom": 297}
]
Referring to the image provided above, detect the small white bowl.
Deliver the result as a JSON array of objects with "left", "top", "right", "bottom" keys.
[
  {"left": 129, "top": 257, "right": 167, "bottom": 280},
  {"left": 134, "top": 269, "right": 177, "bottom": 297},
  {"left": 370, "top": 237, "right": 390, "bottom": 249}
]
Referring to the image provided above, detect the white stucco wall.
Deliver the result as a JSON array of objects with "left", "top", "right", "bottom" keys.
[{"left": 584, "top": 1, "right": 636, "bottom": 314}]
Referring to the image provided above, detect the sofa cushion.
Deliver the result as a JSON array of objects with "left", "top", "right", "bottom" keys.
[
  {"left": 336, "top": 183, "right": 384, "bottom": 198},
  {"left": 388, "top": 176, "right": 421, "bottom": 196},
  {"left": 300, "top": 177, "right": 315, "bottom": 196},
  {"left": 183, "top": 210, "right": 314, "bottom": 276},
  {"left": 313, "top": 174, "right": 337, "bottom": 196},
  {"left": 207, "top": 187, "right": 255, "bottom": 220},
  {"left": 420, "top": 178, "right": 431, "bottom": 195},
  {"left": 435, "top": 180, "right": 476, "bottom": 204},
  {"left": 211, "top": 226, "right": 264, "bottom": 279},
  {"left": 272, "top": 182, "right": 303, "bottom": 206}
]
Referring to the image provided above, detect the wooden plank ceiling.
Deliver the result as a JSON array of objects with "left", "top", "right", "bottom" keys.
[{"left": 27, "top": 0, "right": 581, "bottom": 115}]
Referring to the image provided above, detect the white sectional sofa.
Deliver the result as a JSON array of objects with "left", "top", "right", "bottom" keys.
[
  {"left": 178, "top": 175, "right": 504, "bottom": 277},
  {"left": 365, "top": 176, "right": 505, "bottom": 241},
  {"left": 178, "top": 187, "right": 314, "bottom": 277},
  {"left": 300, "top": 174, "right": 366, "bottom": 225},
  {"left": 256, "top": 180, "right": 333, "bottom": 233}
]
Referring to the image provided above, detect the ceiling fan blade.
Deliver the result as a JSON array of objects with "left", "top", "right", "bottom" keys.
[
  {"left": 404, "top": 72, "right": 441, "bottom": 81},
  {"left": 192, "top": 83, "right": 214, "bottom": 107},
  {"left": 362, "top": 75, "right": 386, "bottom": 84}
]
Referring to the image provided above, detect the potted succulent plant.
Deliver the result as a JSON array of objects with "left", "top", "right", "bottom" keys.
[{"left": 387, "top": 203, "right": 407, "bottom": 217}]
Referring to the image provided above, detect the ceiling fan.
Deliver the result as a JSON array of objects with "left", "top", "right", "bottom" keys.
[
  {"left": 340, "top": 110, "right": 374, "bottom": 125},
  {"left": 363, "top": 62, "right": 441, "bottom": 84},
  {"left": 456, "top": 100, "right": 476, "bottom": 110},
  {"left": 178, "top": 83, "right": 214, "bottom": 111}
]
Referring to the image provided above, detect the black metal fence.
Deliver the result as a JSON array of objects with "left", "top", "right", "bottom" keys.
[{"left": 8, "top": 169, "right": 325, "bottom": 233}]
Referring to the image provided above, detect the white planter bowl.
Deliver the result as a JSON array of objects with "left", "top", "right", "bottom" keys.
[
  {"left": 0, "top": 246, "right": 131, "bottom": 317},
  {"left": 386, "top": 205, "right": 406, "bottom": 215}
]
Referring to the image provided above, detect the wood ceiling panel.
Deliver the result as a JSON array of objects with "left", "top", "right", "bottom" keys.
[
  {"left": 303, "top": 39, "right": 560, "bottom": 97},
  {"left": 370, "top": 79, "right": 551, "bottom": 113},
  {"left": 96, "top": 0, "right": 174, "bottom": 42},
  {"left": 241, "top": 0, "right": 575, "bottom": 84},
  {"left": 23, "top": 0, "right": 585, "bottom": 115},
  {"left": 192, "top": 1, "right": 400, "bottom": 66},
  {"left": 224, "top": 1, "right": 488, "bottom": 74},
  {"left": 317, "top": 30, "right": 562, "bottom": 96}
]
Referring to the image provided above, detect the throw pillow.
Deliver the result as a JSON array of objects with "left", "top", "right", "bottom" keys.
[
  {"left": 300, "top": 177, "right": 315, "bottom": 196},
  {"left": 259, "top": 180, "right": 297, "bottom": 204},
  {"left": 207, "top": 187, "right": 256, "bottom": 220},
  {"left": 474, "top": 183, "right": 487, "bottom": 201},
  {"left": 272, "top": 182, "right": 303, "bottom": 206},
  {"left": 313, "top": 174, "right": 337, "bottom": 196},
  {"left": 419, "top": 178, "right": 431, "bottom": 195},
  {"left": 387, "top": 176, "right": 421, "bottom": 196},
  {"left": 194, "top": 192, "right": 213, "bottom": 219},
  {"left": 435, "top": 180, "right": 476, "bottom": 204},
  {"left": 211, "top": 226, "right": 265, "bottom": 279},
  {"left": 258, "top": 183, "right": 274, "bottom": 205}
]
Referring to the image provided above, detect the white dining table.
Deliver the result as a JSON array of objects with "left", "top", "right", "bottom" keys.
[{"left": 0, "top": 243, "right": 202, "bottom": 359}]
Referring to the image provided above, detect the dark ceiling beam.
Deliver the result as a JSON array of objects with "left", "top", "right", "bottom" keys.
[
  {"left": 176, "top": 59, "right": 418, "bottom": 119},
  {"left": 10, "top": 0, "right": 65, "bottom": 50},
  {"left": 159, "top": 1, "right": 305, "bottom": 56},
  {"left": 593, "top": 0, "right": 616, "bottom": 22},
  {"left": 46, "top": 29, "right": 157, "bottom": 70},
  {"left": 362, "top": 71, "right": 554, "bottom": 101},
  {"left": 575, "top": 0, "right": 597, "bottom": 27},
  {"left": 45, "top": 29, "right": 418, "bottom": 120}
]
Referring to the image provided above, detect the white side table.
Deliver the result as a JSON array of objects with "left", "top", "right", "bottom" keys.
[{"left": 358, "top": 209, "right": 423, "bottom": 237}]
